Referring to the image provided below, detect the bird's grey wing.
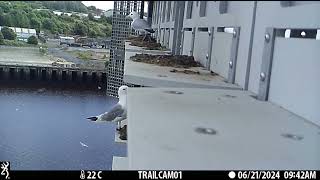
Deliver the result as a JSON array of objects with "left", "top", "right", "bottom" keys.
[
  {"left": 100, "top": 103, "right": 125, "bottom": 122},
  {"left": 132, "top": 19, "right": 152, "bottom": 30}
]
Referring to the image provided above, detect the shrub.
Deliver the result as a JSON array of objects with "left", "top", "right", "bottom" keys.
[
  {"left": 2, "top": 39, "right": 28, "bottom": 47},
  {"left": 1, "top": 26, "right": 16, "bottom": 40},
  {"left": 39, "top": 45, "right": 48, "bottom": 55},
  {"left": 77, "top": 51, "right": 92, "bottom": 60},
  {"left": 27, "top": 35, "right": 38, "bottom": 45}
]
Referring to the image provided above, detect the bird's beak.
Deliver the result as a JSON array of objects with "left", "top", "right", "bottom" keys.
[
  {"left": 125, "top": 15, "right": 132, "bottom": 20},
  {"left": 87, "top": 117, "right": 98, "bottom": 121}
]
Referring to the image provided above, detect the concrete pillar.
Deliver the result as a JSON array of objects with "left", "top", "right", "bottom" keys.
[
  {"left": 140, "top": 1, "right": 145, "bottom": 19},
  {"left": 172, "top": 1, "right": 185, "bottom": 55},
  {"left": 3, "top": 67, "right": 9, "bottom": 80},
  {"left": 25, "top": 68, "right": 30, "bottom": 80},
  {"left": 147, "top": 1, "right": 154, "bottom": 25}
]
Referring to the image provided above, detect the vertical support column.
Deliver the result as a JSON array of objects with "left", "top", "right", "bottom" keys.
[
  {"left": 166, "top": 29, "right": 170, "bottom": 48},
  {"left": 172, "top": 1, "right": 185, "bottom": 55},
  {"left": 25, "top": 68, "right": 30, "bottom": 80},
  {"left": 244, "top": 1, "right": 257, "bottom": 90},
  {"left": 190, "top": 27, "right": 196, "bottom": 56},
  {"left": 37, "top": 68, "right": 42, "bottom": 81},
  {"left": 147, "top": 1, "right": 154, "bottom": 25},
  {"left": 206, "top": 27, "right": 214, "bottom": 70},
  {"left": 47, "top": 68, "right": 52, "bottom": 81},
  {"left": 14, "top": 67, "right": 19, "bottom": 80},
  {"left": 66, "top": 70, "right": 71, "bottom": 81},
  {"left": 228, "top": 27, "right": 240, "bottom": 84},
  {"left": 258, "top": 28, "right": 276, "bottom": 101},
  {"left": 4, "top": 67, "right": 9, "bottom": 80},
  {"left": 140, "top": 1, "right": 144, "bottom": 19},
  {"left": 180, "top": 29, "right": 184, "bottom": 55},
  {"left": 57, "top": 69, "right": 62, "bottom": 81}
]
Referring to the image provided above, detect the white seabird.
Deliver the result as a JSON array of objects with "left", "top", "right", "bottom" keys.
[
  {"left": 80, "top": 142, "right": 89, "bottom": 148},
  {"left": 126, "top": 11, "right": 154, "bottom": 41},
  {"left": 86, "top": 85, "right": 128, "bottom": 130}
]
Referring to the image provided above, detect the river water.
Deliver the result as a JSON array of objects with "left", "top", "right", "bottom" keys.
[{"left": 0, "top": 83, "right": 126, "bottom": 170}]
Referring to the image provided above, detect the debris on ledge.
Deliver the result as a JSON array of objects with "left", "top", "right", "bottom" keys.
[
  {"left": 170, "top": 69, "right": 200, "bottom": 75},
  {"left": 127, "top": 36, "right": 166, "bottom": 50},
  {"left": 129, "top": 54, "right": 202, "bottom": 68}
]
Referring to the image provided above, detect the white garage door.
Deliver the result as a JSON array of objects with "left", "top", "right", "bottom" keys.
[
  {"left": 268, "top": 37, "right": 320, "bottom": 126},
  {"left": 193, "top": 28, "right": 210, "bottom": 68},
  {"left": 210, "top": 29, "right": 233, "bottom": 80},
  {"left": 182, "top": 29, "right": 194, "bottom": 56}
]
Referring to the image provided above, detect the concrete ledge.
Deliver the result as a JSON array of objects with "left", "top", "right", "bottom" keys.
[
  {"left": 112, "top": 156, "right": 128, "bottom": 170},
  {"left": 124, "top": 51, "right": 242, "bottom": 90},
  {"left": 127, "top": 87, "right": 320, "bottom": 170},
  {"left": 125, "top": 41, "right": 171, "bottom": 55}
]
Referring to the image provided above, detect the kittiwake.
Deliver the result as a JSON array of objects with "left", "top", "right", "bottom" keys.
[
  {"left": 86, "top": 85, "right": 128, "bottom": 131},
  {"left": 126, "top": 11, "right": 154, "bottom": 41}
]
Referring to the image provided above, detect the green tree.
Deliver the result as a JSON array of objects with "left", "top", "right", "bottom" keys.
[
  {"left": 88, "top": 13, "right": 94, "bottom": 21},
  {"left": 42, "top": 18, "right": 56, "bottom": 33},
  {"left": 1, "top": 26, "right": 16, "bottom": 40},
  {"left": 73, "top": 21, "right": 88, "bottom": 36},
  {"left": 30, "top": 17, "right": 41, "bottom": 30},
  {"left": 87, "top": 6, "right": 96, "bottom": 11},
  {"left": 0, "top": 13, "right": 5, "bottom": 26},
  {"left": 9, "top": 10, "right": 30, "bottom": 28},
  {"left": 106, "top": 16, "right": 112, "bottom": 24},
  {"left": 88, "top": 29, "right": 97, "bottom": 38},
  {"left": 0, "top": 1, "right": 12, "bottom": 13},
  {"left": 27, "top": 35, "right": 38, "bottom": 45},
  {"left": 0, "top": 31, "right": 4, "bottom": 45},
  {"left": 1, "top": 13, "right": 13, "bottom": 26}
]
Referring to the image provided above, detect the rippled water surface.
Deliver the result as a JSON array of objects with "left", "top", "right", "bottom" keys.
[{"left": 0, "top": 84, "right": 126, "bottom": 170}]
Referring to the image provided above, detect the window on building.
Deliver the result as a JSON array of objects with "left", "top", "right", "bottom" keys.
[
  {"left": 199, "top": 1, "right": 207, "bottom": 17},
  {"left": 162, "top": 1, "right": 166, "bottom": 23},
  {"left": 167, "top": 1, "right": 171, "bottom": 22},
  {"left": 186, "top": 1, "right": 193, "bottom": 19}
]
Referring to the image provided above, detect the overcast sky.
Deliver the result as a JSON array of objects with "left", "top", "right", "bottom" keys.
[
  {"left": 82, "top": 1, "right": 114, "bottom": 11},
  {"left": 82, "top": 1, "right": 148, "bottom": 12}
]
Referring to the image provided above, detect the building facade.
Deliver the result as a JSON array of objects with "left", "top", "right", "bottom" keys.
[
  {"left": 151, "top": 1, "right": 320, "bottom": 126},
  {"left": 0, "top": 26, "right": 37, "bottom": 42}
]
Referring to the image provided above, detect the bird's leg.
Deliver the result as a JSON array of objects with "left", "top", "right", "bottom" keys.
[
  {"left": 116, "top": 121, "right": 121, "bottom": 131},
  {"left": 147, "top": 34, "right": 152, "bottom": 42},
  {"left": 142, "top": 33, "right": 147, "bottom": 41}
]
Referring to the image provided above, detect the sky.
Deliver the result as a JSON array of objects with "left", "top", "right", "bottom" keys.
[
  {"left": 82, "top": 1, "right": 148, "bottom": 12},
  {"left": 82, "top": 1, "right": 114, "bottom": 11}
]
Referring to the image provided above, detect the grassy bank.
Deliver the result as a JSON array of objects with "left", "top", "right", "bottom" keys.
[{"left": 1, "top": 40, "right": 38, "bottom": 47}]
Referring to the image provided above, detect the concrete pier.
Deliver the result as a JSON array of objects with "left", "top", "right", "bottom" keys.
[{"left": 0, "top": 64, "right": 107, "bottom": 85}]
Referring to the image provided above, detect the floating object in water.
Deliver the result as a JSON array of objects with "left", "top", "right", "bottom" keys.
[
  {"left": 37, "top": 88, "right": 46, "bottom": 93},
  {"left": 80, "top": 142, "right": 89, "bottom": 148}
]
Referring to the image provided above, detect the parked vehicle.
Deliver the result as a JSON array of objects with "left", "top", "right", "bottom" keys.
[{"left": 59, "top": 36, "right": 75, "bottom": 45}]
